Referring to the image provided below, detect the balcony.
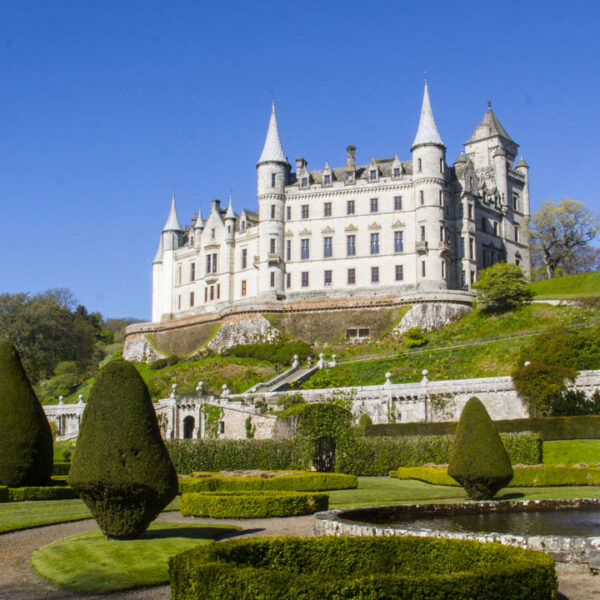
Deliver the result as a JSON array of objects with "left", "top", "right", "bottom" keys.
[
  {"left": 416, "top": 241, "right": 428, "bottom": 254},
  {"left": 439, "top": 241, "right": 450, "bottom": 254},
  {"left": 268, "top": 254, "right": 281, "bottom": 265}
]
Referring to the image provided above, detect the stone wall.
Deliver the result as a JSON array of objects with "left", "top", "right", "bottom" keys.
[
  {"left": 392, "top": 302, "right": 471, "bottom": 336},
  {"left": 207, "top": 313, "right": 280, "bottom": 353}
]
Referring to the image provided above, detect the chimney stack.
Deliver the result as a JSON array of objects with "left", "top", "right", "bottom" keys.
[{"left": 346, "top": 145, "right": 356, "bottom": 169}]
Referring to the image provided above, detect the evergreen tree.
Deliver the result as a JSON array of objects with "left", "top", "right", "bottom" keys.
[
  {"left": 69, "top": 360, "right": 178, "bottom": 539},
  {"left": 448, "top": 397, "right": 513, "bottom": 500},
  {"left": 0, "top": 342, "right": 53, "bottom": 486}
]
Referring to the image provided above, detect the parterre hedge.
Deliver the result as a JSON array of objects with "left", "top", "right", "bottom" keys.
[
  {"left": 180, "top": 491, "right": 328, "bottom": 518},
  {"left": 366, "top": 415, "right": 600, "bottom": 440},
  {"left": 8, "top": 485, "right": 77, "bottom": 501},
  {"left": 52, "top": 462, "right": 71, "bottom": 476},
  {"left": 179, "top": 472, "right": 356, "bottom": 494},
  {"left": 169, "top": 536, "right": 557, "bottom": 600},
  {"left": 392, "top": 465, "right": 600, "bottom": 487}
]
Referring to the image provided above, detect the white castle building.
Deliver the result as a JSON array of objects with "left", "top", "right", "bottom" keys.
[{"left": 152, "top": 82, "right": 530, "bottom": 322}]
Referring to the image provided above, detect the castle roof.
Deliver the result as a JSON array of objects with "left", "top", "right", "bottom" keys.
[
  {"left": 163, "top": 191, "right": 183, "bottom": 231},
  {"left": 412, "top": 80, "right": 444, "bottom": 149},
  {"left": 257, "top": 102, "right": 288, "bottom": 165},
  {"left": 299, "top": 157, "right": 412, "bottom": 185},
  {"left": 466, "top": 106, "right": 515, "bottom": 145},
  {"left": 225, "top": 196, "right": 235, "bottom": 219}
]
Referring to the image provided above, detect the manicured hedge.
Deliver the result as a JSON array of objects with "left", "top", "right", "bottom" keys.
[
  {"left": 0, "top": 486, "right": 8, "bottom": 502},
  {"left": 8, "top": 485, "right": 77, "bottom": 501},
  {"left": 180, "top": 491, "right": 329, "bottom": 518},
  {"left": 169, "top": 536, "right": 557, "bottom": 600},
  {"left": 52, "top": 461, "right": 71, "bottom": 476},
  {"left": 392, "top": 465, "right": 600, "bottom": 487},
  {"left": 226, "top": 341, "right": 312, "bottom": 365},
  {"left": 179, "top": 472, "right": 357, "bottom": 494},
  {"left": 366, "top": 415, "right": 600, "bottom": 440}
]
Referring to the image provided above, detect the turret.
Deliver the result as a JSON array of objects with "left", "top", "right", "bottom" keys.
[
  {"left": 161, "top": 190, "right": 183, "bottom": 251},
  {"left": 516, "top": 157, "right": 530, "bottom": 216},
  {"left": 193, "top": 207, "right": 203, "bottom": 249},
  {"left": 256, "top": 102, "right": 289, "bottom": 298},
  {"left": 493, "top": 145, "right": 508, "bottom": 208},
  {"left": 411, "top": 81, "right": 447, "bottom": 291}
]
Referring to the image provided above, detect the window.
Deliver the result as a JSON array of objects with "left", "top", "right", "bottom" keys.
[
  {"left": 324, "top": 202, "right": 332, "bottom": 217},
  {"left": 206, "top": 255, "right": 211, "bottom": 274},
  {"left": 271, "top": 173, "right": 276, "bottom": 187},
  {"left": 190, "top": 292, "right": 194, "bottom": 307},
  {"left": 470, "top": 271, "right": 475, "bottom": 284},
  {"left": 323, "top": 236, "right": 332, "bottom": 258},
  {"left": 241, "top": 280, "right": 246, "bottom": 296},
  {"left": 440, "top": 158, "right": 444, "bottom": 173},
  {"left": 210, "top": 286, "right": 214, "bottom": 300},
  {"left": 177, "top": 265, "right": 182, "bottom": 285},
  {"left": 370, "top": 233, "right": 379, "bottom": 254},
  {"left": 513, "top": 194, "right": 519, "bottom": 211},
  {"left": 212, "top": 253, "right": 218, "bottom": 273},
  {"left": 301, "top": 271, "right": 309, "bottom": 287},
  {"left": 323, "top": 174, "right": 331, "bottom": 185},
  {"left": 441, "top": 261, "right": 446, "bottom": 278},
  {"left": 468, "top": 204, "right": 473, "bottom": 219},
  {"left": 211, "top": 228, "right": 215, "bottom": 240},
  {"left": 347, "top": 235, "right": 356, "bottom": 256},
  {"left": 204, "top": 287, "right": 208, "bottom": 302},
  {"left": 216, "top": 284, "right": 220, "bottom": 299},
  {"left": 369, "top": 169, "right": 377, "bottom": 181},
  {"left": 347, "top": 268, "right": 356, "bottom": 284},
  {"left": 394, "top": 231, "right": 404, "bottom": 253},
  {"left": 242, "top": 248, "right": 247, "bottom": 269},
  {"left": 440, "top": 226, "right": 444, "bottom": 242},
  {"left": 461, "top": 270, "right": 465, "bottom": 287},
  {"left": 324, "top": 270, "right": 332, "bottom": 286},
  {"left": 394, "top": 196, "right": 402, "bottom": 210},
  {"left": 271, "top": 204, "right": 276, "bottom": 219},
  {"left": 270, "top": 271, "right": 275, "bottom": 287},
  {"left": 286, "top": 272, "right": 291, "bottom": 288},
  {"left": 370, "top": 198, "right": 378, "bottom": 213},
  {"left": 514, "top": 225, "right": 519, "bottom": 243},
  {"left": 393, "top": 167, "right": 400, "bottom": 178},
  {"left": 190, "top": 263, "right": 195, "bottom": 281},
  {"left": 286, "top": 206, "right": 291, "bottom": 220},
  {"left": 270, "top": 238, "right": 276, "bottom": 254},
  {"left": 420, "top": 226, "right": 426, "bottom": 242},
  {"left": 219, "top": 421, "right": 225, "bottom": 434},
  {"left": 481, "top": 217, "right": 486, "bottom": 232},
  {"left": 347, "top": 200, "right": 355, "bottom": 215},
  {"left": 177, "top": 295, "right": 181, "bottom": 309},
  {"left": 439, "top": 191, "right": 443, "bottom": 206},
  {"left": 420, "top": 190, "right": 424, "bottom": 205},
  {"left": 371, "top": 266, "right": 379, "bottom": 283},
  {"left": 493, "top": 221, "right": 498, "bottom": 236},
  {"left": 286, "top": 239, "right": 291, "bottom": 261},
  {"left": 460, "top": 237, "right": 465, "bottom": 258},
  {"left": 301, "top": 177, "right": 308, "bottom": 188},
  {"left": 421, "top": 261, "right": 426, "bottom": 277},
  {"left": 301, "top": 205, "right": 309, "bottom": 219},
  {"left": 469, "top": 237, "right": 474, "bottom": 260},
  {"left": 395, "top": 264, "right": 404, "bottom": 281},
  {"left": 301, "top": 238, "right": 310, "bottom": 260},
  {"left": 418, "top": 158, "right": 422, "bottom": 172}
]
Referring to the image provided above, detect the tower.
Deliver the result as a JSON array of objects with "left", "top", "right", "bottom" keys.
[
  {"left": 256, "top": 102, "right": 289, "bottom": 298},
  {"left": 411, "top": 81, "right": 448, "bottom": 290}
]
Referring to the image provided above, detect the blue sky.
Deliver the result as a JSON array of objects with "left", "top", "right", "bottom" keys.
[{"left": 1, "top": 0, "right": 599, "bottom": 320}]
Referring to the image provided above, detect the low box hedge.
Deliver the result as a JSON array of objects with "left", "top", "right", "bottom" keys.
[
  {"left": 8, "top": 485, "right": 77, "bottom": 501},
  {"left": 52, "top": 461, "right": 71, "bottom": 476},
  {"left": 179, "top": 472, "right": 357, "bottom": 494},
  {"left": 391, "top": 465, "right": 600, "bottom": 487},
  {"left": 0, "top": 486, "right": 8, "bottom": 503},
  {"left": 169, "top": 536, "right": 557, "bottom": 600},
  {"left": 367, "top": 415, "right": 600, "bottom": 441},
  {"left": 180, "top": 491, "right": 328, "bottom": 518}
]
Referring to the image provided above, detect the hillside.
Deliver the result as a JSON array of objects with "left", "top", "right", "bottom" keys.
[{"left": 528, "top": 271, "right": 600, "bottom": 300}]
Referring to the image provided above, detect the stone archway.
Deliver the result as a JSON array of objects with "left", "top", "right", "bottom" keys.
[{"left": 183, "top": 415, "right": 195, "bottom": 439}]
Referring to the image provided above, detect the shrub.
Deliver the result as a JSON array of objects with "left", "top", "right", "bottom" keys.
[
  {"left": 472, "top": 262, "right": 534, "bottom": 313},
  {"left": 0, "top": 342, "right": 54, "bottom": 487},
  {"left": 52, "top": 462, "right": 71, "bottom": 476},
  {"left": 179, "top": 472, "right": 357, "bottom": 494},
  {"left": 8, "top": 485, "right": 77, "bottom": 501},
  {"left": 69, "top": 360, "right": 178, "bottom": 539},
  {"left": 227, "top": 341, "right": 312, "bottom": 365},
  {"left": 0, "top": 486, "right": 8, "bottom": 502},
  {"left": 403, "top": 327, "right": 427, "bottom": 348},
  {"left": 549, "top": 389, "right": 600, "bottom": 417},
  {"left": 169, "top": 536, "right": 557, "bottom": 600},
  {"left": 167, "top": 354, "right": 180, "bottom": 366},
  {"left": 150, "top": 358, "right": 169, "bottom": 370},
  {"left": 355, "top": 413, "right": 373, "bottom": 436},
  {"left": 448, "top": 397, "right": 513, "bottom": 500},
  {"left": 180, "top": 491, "right": 328, "bottom": 518}
]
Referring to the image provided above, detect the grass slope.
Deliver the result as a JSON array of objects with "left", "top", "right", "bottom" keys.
[
  {"left": 31, "top": 522, "right": 236, "bottom": 594},
  {"left": 543, "top": 440, "right": 600, "bottom": 465},
  {"left": 529, "top": 271, "right": 600, "bottom": 299}
]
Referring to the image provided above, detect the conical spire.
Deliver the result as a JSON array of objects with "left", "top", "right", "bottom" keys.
[
  {"left": 194, "top": 207, "right": 204, "bottom": 229},
  {"left": 466, "top": 105, "right": 515, "bottom": 145},
  {"left": 257, "top": 102, "right": 287, "bottom": 165},
  {"left": 225, "top": 194, "right": 235, "bottom": 219},
  {"left": 412, "top": 80, "right": 444, "bottom": 149},
  {"left": 163, "top": 190, "right": 183, "bottom": 232}
]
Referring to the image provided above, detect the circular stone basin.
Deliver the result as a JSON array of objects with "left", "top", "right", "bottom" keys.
[{"left": 314, "top": 498, "right": 600, "bottom": 567}]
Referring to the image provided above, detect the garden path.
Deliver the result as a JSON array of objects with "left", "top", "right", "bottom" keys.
[{"left": 0, "top": 513, "right": 597, "bottom": 600}]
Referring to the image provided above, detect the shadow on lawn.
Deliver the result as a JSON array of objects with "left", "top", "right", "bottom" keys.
[{"left": 140, "top": 526, "right": 264, "bottom": 540}]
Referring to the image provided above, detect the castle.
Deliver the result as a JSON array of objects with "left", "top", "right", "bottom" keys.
[{"left": 151, "top": 82, "right": 530, "bottom": 323}]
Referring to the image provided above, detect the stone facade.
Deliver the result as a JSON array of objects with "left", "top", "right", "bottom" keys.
[{"left": 150, "top": 82, "right": 531, "bottom": 324}]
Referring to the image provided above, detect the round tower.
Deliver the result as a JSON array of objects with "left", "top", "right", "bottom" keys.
[
  {"left": 256, "top": 102, "right": 289, "bottom": 299},
  {"left": 411, "top": 81, "right": 448, "bottom": 291}
]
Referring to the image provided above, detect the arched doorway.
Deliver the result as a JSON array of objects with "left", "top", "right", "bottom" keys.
[{"left": 183, "top": 415, "right": 195, "bottom": 439}]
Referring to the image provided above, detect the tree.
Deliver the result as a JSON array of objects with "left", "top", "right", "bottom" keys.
[
  {"left": 448, "top": 397, "right": 513, "bottom": 500},
  {"left": 530, "top": 199, "right": 600, "bottom": 279},
  {"left": 69, "top": 360, "right": 178, "bottom": 539},
  {"left": 472, "top": 262, "right": 534, "bottom": 313},
  {"left": 0, "top": 342, "right": 53, "bottom": 486}
]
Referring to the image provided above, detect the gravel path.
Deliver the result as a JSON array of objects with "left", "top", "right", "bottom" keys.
[{"left": 0, "top": 514, "right": 597, "bottom": 600}]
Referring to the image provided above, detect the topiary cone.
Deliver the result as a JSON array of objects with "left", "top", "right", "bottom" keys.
[
  {"left": 69, "top": 360, "right": 178, "bottom": 539},
  {"left": 0, "top": 342, "right": 54, "bottom": 486},
  {"left": 448, "top": 397, "right": 513, "bottom": 500}
]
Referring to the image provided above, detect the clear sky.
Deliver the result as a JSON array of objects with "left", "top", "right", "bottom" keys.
[{"left": 1, "top": 0, "right": 599, "bottom": 320}]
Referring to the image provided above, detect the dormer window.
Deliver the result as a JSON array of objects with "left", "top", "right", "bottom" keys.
[
  {"left": 393, "top": 167, "right": 400, "bottom": 178},
  {"left": 369, "top": 169, "right": 377, "bottom": 181},
  {"left": 323, "top": 174, "right": 331, "bottom": 185},
  {"left": 301, "top": 177, "right": 308, "bottom": 188}
]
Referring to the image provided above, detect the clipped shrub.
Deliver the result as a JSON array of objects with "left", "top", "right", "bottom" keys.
[
  {"left": 0, "top": 342, "right": 53, "bottom": 487},
  {"left": 355, "top": 413, "right": 373, "bottom": 436},
  {"left": 180, "top": 491, "right": 328, "bottom": 518},
  {"left": 150, "top": 358, "right": 169, "bottom": 370},
  {"left": 69, "top": 360, "right": 178, "bottom": 539},
  {"left": 53, "top": 462, "right": 71, "bottom": 476},
  {"left": 8, "top": 485, "right": 77, "bottom": 501},
  {"left": 179, "top": 472, "right": 357, "bottom": 494},
  {"left": 227, "top": 341, "right": 312, "bottom": 365},
  {"left": 169, "top": 536, "right": 557, "bottom": 600},
  {"left": 166, "top": 354, "right": 180, "bottom": 366},
  {"left": 448, "top": 397, "right": 513, "bottom": 500}
]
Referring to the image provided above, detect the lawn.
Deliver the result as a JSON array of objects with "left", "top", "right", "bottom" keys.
[
  {"left": 528, "top": 271, "right": 600, "bottom": 299},
  {"left": 543, "top": 440, "right": 600, "bottom": 465},
  {"left": 31, "top": 522, "right": 236, "bottom": 594}
]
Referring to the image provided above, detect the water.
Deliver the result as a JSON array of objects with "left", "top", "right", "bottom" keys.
[{"left": 386, "top": 508, "right": 600, "bottom": 537}]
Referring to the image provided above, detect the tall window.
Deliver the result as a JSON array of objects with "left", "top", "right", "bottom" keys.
[
  {"left": 190, "top": 263, "right": 195, "bottom": 281},
  {"left": 286, "top": 239, "right": 291, "bottom": 261},
  {"left": 323, "top": 236, "right": 332, "bottom": 258},
  {"left": 420, "top": 190, "right": 424, "bottom": 205},
  {"left": 493, "top": 221, "right": 498, "bottom": 236},
  {"left": 301, "top": 205, "right": 309, "bottom": 219},
  {"left": 286, "top": 206, "right": 291, "bottom": 220},
  {"left": 440, "top": 158, "right": 444, "bottom": 173},
  {"left": 370, "top": 233, "right": 379, "bottom": 254},
  {"left": 271, "top": 173, "right": 276, "bottom": 187},
  {"left": 212, "top": 253, "right": 218, "bottom": 273},
  {"left": 270, "top": 271, "right": 275, "bottom": 287},
  {"left": 395, "top": 265, "right": 403, "bottom": 281},
  {"left": 270, "top": 238, "right": 276, "bottom": 254},
  {"left": 393, "top": 167, "right": 400, "bottom": 178},
  {"left": 460, "top": 237, "right": 465, "bottom": 258},
  {"left": 394, "top": 231, "right": 404, "bottom": 253},
  {"left": 177, "top": 265, "right": 182, "bottom": 285},
  {"left": 441, "top": 261, "right": 446, "bottom": 278},
  {"left": 301, "top": 272, "right": 309, "bottom": 287},
  {"left": 439, "top": 191, "right": 443, "bottom": 206},
  {"left": 190, "top": 292, "right": 194, "bottom": 307},
  {"left": 513, "top": 194, "right": 519, "bottom": 211},
  {"left": 347, "top": 268, "right": 356, "bottom": 284},
  {"left": 301, "top": 238, "right": 310, "bottom": 260},
  {"left": 347, "top": 235, "right": 356, "bottom": 256},
  {"left": 324, "top": 202, "right": 332, "bottom": 217},
  {"left": 394, "top": 196, "right": 402, "bottom": 210},
  {"left": 468, "top": 204, "right": 473, "bottom": 219},
  {"left": 418, "top": 158, "right": 422, "bottom": 172},
  {"left": 514, "top": 225, "right": 519, "bottom": 243},
  {"left": 370, "top": 198, "right": 378, "bottom": 213},
  {"left": 369, "top": 169, "right": 377, "bottom": 181},
  {"left": 347, "top": 200, "right": 355, "bottom": 215},
  {"left": 421, "top": 261, "right": 426, "bottom": 277},
  {"left": 371, "top": 266, "right": 379, "bottom": 283},
  {"left": 469, "top": 237, "right": 474, "bottom": 259},
  {"left": 301, "top": 177, "right": 308, "bottom": 188},
  {"left": 420, "top": 226, "right": 426, "bottom": 242},
  {"left": 324, "top": 270, "right": 332, "bottom": 286},
  {"left": 206, "top": 254, "right": 211, "bottom": 274},
  {"left": 242, "top": 248, "right": 247, "bottom": 269},
  {"left": 286, "top": 272, "right": 291, "bottom": 288},
  {"left": 177, "top": 295, "right": 181, "bottom": 309},
  {"left": 323, "top": 174, "right": 331, "bottom": 185},
  {"left": 241, "top": 280, "right": 247, "bottom": 296}
]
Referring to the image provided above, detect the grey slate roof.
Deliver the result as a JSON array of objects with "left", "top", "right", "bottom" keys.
[
  {"left": 466, "top": 107, "right": 515, "bottom": 144},
  {"left": 303, "top": 158, "right": 413, "bottom": 184}
]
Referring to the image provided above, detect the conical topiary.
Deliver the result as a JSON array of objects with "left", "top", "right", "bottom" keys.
[
  {"left": 448, "top": 397, "right": 513, "bottom": 500},
  {"left": 69, "top": 360, "right": 178, "bottom": 539},
  {"left": 0, "top": 342, "right": 53, "bottom": 486}
]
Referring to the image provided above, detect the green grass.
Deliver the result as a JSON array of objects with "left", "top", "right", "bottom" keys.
[
  {"left": 31, "top": 522, "right": 236, "bottom": 594},
  {"left": 543, "top": 440, "right": 600, "bottom": 465},
  {"left": 529, "top": 271, "right": 600, "bottom": 299}
]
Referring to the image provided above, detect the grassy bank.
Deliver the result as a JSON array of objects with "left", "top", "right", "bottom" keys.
[{"left": 529, "top": 271, "right": 600, "bottom": 299}]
